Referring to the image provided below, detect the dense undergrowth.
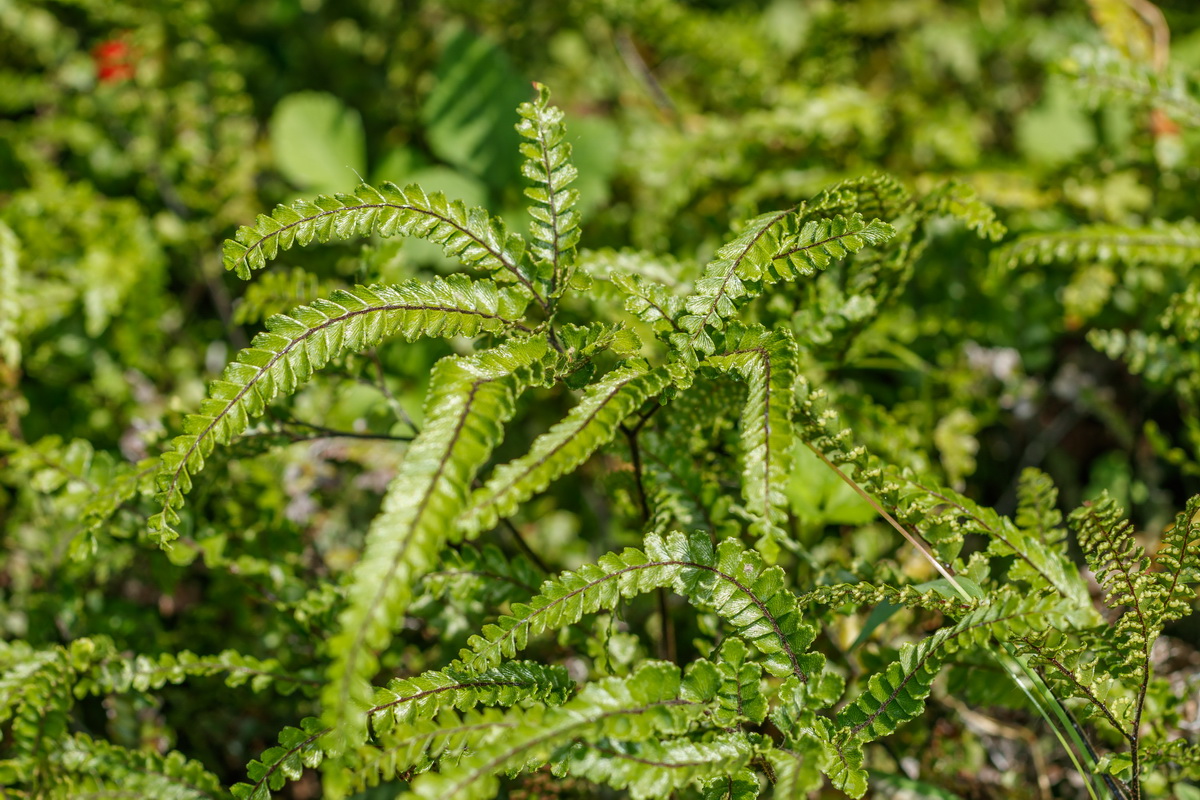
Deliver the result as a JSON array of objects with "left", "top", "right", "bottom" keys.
[{"left": 4, "top": 1, "right": 1200, "bottom": 798}]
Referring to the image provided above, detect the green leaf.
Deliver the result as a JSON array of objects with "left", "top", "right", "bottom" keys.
[{"left": 269, "top": 91, "right": 366, "bottom": 194}]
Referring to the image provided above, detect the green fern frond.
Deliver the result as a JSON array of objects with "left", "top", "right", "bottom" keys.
[
  {"left": 699, "top": 767, "right": 761, "bottom": 799},
  {"left": 323, "top": 338, "right": 557, "bottom": 752},
  {"left": 222, "top": 182, "right": 542, "bottom": 303},
  {"left": 51, "top": 733, "right": 224, "bottom": 800},
  {"left": 78, "top": 646, "right": 319, "bottom": 697},
  {"left": 369, "top": 661, "right": 573, "bottom": 735},
  {"left": 706, "top": 324, "right": 797, "bottom": 546},
  {"left": 1070, "top": 493, "right": 1158, "bottom": 677},
  {"left": 1016, "top": 632, "right": 1136, "bottom": 736},
  {"left": 457, "top": 362, "right": 670, "bottom": 538},
  {"left": 517, "top": 83, "right": 580, "bottom": 295},
  {"left": 1154, "top": 495, "right": 1200, "bottom": 623},
  {"left": 561, "top": 733, "right": 757, "bottom": 800},
  {"left": 824, "top": 591, "right": 1070, "bottom": 798},
  {"left": 673, "top": 211, "right": 894, "bottom": 361},
  {"left": 456, "top": 530, "right": 823, "bottom": 682},
  {"left": 405, "top": 661, "right": 714, "bottom": 800},
  {"left": 149, "top": 277, "right": 530, "bottom": 545},
  {"left": 1060, "top": 44, "right": 1200, "bottom": 127},
  {"left": 232, "top": 716, "right": 328, "bottom": 800},
  {"left": 917, "top": 179, "right": 1006, "bottom": 241},
  {"left": 422, "top": 543, "right": 544, "bottom": 607},
  {"left": 348, "top": 708, "right": 515, "bottom": 794},
  {"left": 766, "top": 736, "right": 826, "bottom": 799},
  {"left": 232, "top": 265, "right": 333, "bottom": 326},
  {"left": 801, "top": 172, "right": 914, "bottom": 223},
  {"left": 712, "top": 637, "right": 767, "bottom": 727},
  {"left": 609, "top": 271, "right": 685, "bottom": 333},
  {"left": 994, "top": 221, "right": 1200, "bottom": 272}
]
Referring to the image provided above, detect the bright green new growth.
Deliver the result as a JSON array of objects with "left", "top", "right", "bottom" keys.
[{"left": 15, "top": 80, "right": 1195, "bottom": 800}]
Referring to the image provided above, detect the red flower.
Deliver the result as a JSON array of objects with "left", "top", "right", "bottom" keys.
[{"left": 93, "top": 38, "right": 135, "bottom": 84}]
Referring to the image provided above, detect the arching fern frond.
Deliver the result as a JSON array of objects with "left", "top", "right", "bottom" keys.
[
  {"left": 560, "top": 732, "right": 757, "bottom": 800},
  {"left": 405, "top": 661, "right": 714, "bottom": 800},
  {"left": 232, "top": 265, "right": 333, "bottom": 326},
  {"left": 993, "top": 221, "right": 1200, "bottom": 272},
  {"left": 456, "top": 530, "right": 823, "bottom": 682},
  {"left": 917, "top": 179, "right": 1006, "bottom": 241},
  {"left": 609, "top": 271, "right": 685, "bottom": 334},
  {"left": 149, "top": 277, "right": 530, "bottom": 545},
  {"left": 78, "top": 646, "right": 319, "bottom": 697},
  {"left": 822, "top": 591, "right": 1071, "bottom": 798},
  {"left": 368, "top": 661, "right": 573, "bottom": 735},
  {"left": 323, "top": 338, "right": 556, "bottom": 752},
  {"left": 457, "top": 362, "right": 671, "bottom": 539},
  {"left": 222, "top": 182, "right": 542, "bottom": 305},
  {"left": 517, "top": 83, "right": 580, "bottom": 296},
  {"left": 673, "top": 210, "right": 893, "bottom": 363},
  {"left": 1155, "top": 494, "right": 1200, "bottom": 623},
  {"left": 706, "top": 324, "right": 797, "bottom": 548}
]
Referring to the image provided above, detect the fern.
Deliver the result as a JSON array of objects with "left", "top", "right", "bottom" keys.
[
  {"left": 456, "top": 530, "right": 823, "bottom": 682},
  {"left": 323, "top": 337, "right": 558, "bottom": 751},
  {"left": 150, "top": 277, "right": 530, "bottom": 544},
  {"left": 222, "top": 182, "right": 544, "bottom": 305},
  {"left": 672, "top": 211, "right": 894, "bottom": 362},
  {"left": 517, "top": 83, "right": 581, "bottom": 296},
  {"left": 49, "top": 734, "right": 224, "bottom": 800},
  {"left": 1061, "top": 44, "right": 1200, "bottom": 128},
  {"left": 994, "top": 220, "right": 1200, "bottom": 273},
  {"left": 821, "top": 591, "right": 1073, "bottom": 798},
  {"left": 559, "top": 733, "right": 757, "bottom": 800},
  {"left": 705, "top": 324, "right": 797, "bottom": 548},
  {"left": 457, "top": 362, "right": 670, "bottom": 538},
  {"left": 404, "top": 661, "right": 715, "bottom": 800}
]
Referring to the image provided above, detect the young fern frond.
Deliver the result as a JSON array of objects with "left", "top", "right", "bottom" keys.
[
  {"left": 706, "top": 324, "right": 797, "bottom": 547},
  {"left": 457, "top": 362, "right": 671, "bottom": 539},
  {"left": 821, "top": 591, "right": 1073, "bottom": 798},
  {"left": 517, "top": 83, "right": 580, "bottom": 296},
  {"left": 323, "top": 338, "right": 558, "bottom": 752},
  {"left": 455, "top": 530, "right": 823, "bottom": 682},
  {"left": 222, "top": 182, "right": 542, "bottom": 304},
  {"left": 993, "top": 221, "right": 1200, "bottom": 273},
  {"left": 560, "top": 733, "right": 757, "bottom": 800},
  {"left": 149, "top": 277, "right": 530, "bottom": 545},
  {"left": 404, "top": 661, "right": 716, "bottom": 800}
]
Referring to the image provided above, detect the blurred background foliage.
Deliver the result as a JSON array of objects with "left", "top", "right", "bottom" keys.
[{"left": 3, "top": 0, "right": 1200, "bottom": 796}]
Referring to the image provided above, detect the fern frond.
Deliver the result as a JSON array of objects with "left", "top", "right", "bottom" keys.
[
  {"left": 231, "top": 716, "right": 328, "bottom": 800},
  {"left": 232, "top": 265, "right": 332, "bottom": 326},
  {"left": 1016, "top": 632, "right": 1136, "bottom": 736},
  {"left": 348, "top": 708, "right": 516, "bottom": 794},
  {"left": 1061, "top": 44, "right": 1200, "bottom": 128},
  {"left": 78, "top": 647, "right": 319, "bottom": 697},
  {"left": 801, "top": 172, "right": 914, "bottom": 223},
  {"left": 706, "top": 324, "right": 797, "bottom": 545},
  {"left": 323, "top": 338, "right": 556, "bottom": 751},
  {"left": 456, "top": 530, "right": 823, "bottom": 682},
  {"left": 422, "top": 543, "right": 543, "bottom": 607},
  {"left": 405, "top": 661, "right": 713, "bottom": 800},
  {"left": 699, "top": 767, "right": 761, "bottom": 799},
  {"left": 51, "top": 734, "right": 224, "bottom": 800},
  {"left": 222, "top": 182, "right": 542, "bottom": 304},
  {"left": 149, "top": 277, "right": 530, "bottom": 545},
  {"left": 766, "top": 736, "right": 826, "bottom": 799},
  {"left": 609, "top": 272, "right": 685, "bottom": 333},
  {"left": 516, "top": 83, "right": 580, "bottom": 295},
  {"left": 824, "top": 591, "right": 1070, "bottom": 798},
  {"left": 917, "top": 179, "right": 1006, "bottom": 241},
  {"left": 994, "top": 221, "right": 1200, "bottom": 272},
  {"left": 673, "top": 211, "right": 894, "bottom": 361},
  {"left": 368, "top": 661, "right": 573, "bottom": 735},
  {"left": 1154, "top": 494, "right": 1200, "bottom": 623},
  {"left": 457, "top": 363, "right": 671, "bottom": 538},
  {"left": 1070, "top": 493, "right": 1158, "bottom": 677},
  {"left": 712, "top": 637, "right": 767, "bottom": 727},
  {"left": 561, "top": 733, "right": 756, "bottom": 800}
]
